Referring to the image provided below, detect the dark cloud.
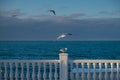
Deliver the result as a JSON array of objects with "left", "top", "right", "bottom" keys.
[
  {"left": 32, "top": 14, "right": 49, "bottom": 18},
  {"left": 0, "top": 15, "right": 120, "bottom": 41},
  {"left": 0, "top": 9, "right": 25, "bottom": 18},
  {"left": 63, "top": 13, "right": 86, "bottom": 19},
  {"left": 60, "top": 13, "right": 86, "bottom": 19},
  {"left": 98, "top": 11, "right": 120, "bottom": 16},
  {"left": 31, "top": 12, "right": 86, "bottom": 21}
]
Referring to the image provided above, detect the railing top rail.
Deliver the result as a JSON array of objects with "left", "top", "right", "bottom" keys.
[
  {"left": 69, "top": 60, "right": 120, "bottom": 63},
  {"left": 1, "top": 59, "right": 120, "bottom": 63},
  {"left": 0, "top": 60, "right": 60, "bottom": 63}
]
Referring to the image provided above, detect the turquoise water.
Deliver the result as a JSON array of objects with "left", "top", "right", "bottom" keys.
[{"left": 0, "top": 41, "right": 120, "bottom": 60}]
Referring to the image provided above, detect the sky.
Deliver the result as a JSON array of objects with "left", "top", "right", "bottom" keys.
[{"left": 0, "top": 0, "right": 120, "bottom": 41}]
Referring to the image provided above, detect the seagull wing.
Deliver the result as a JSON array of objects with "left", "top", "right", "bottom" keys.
[
  {"left": 52, "top": 10, "right": 56, "bottom": 15},
  {"left": 57, "top": 36, "right": 61, "bottom": 40},
  {"left": 57, "top": 34, "right": 66, "bottom": 40},
  {"left": 67, "top": 33, "right": 72, "bottom": 35},
  {"left": 50, "top": 10, "right": 56, "bottom": 15}
]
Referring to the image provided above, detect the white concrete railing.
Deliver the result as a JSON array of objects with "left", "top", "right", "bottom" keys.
[
  {"left": 0, "top": 53, "right": 120, "bottom": 80},
  {"left": 68, "top": 60, "right": 120, "bottom": 80},
  {"left": 0, "top": 60, "right": 60, "bottom": 80}
]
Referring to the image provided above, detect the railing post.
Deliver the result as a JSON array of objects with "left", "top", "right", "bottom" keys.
[{"left": 59, "top": 53, "right": 68, "bottom": 80}]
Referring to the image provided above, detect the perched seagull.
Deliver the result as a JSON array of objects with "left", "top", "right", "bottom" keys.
[
  {"left": 56, "top": 33, "right": 72, "bottom": 40},
  {"left": 59, "top": 48, "right": 67, "bottom": 53},
  {"left": 49, "top": 10, "right": 56, "bottom": 15}
]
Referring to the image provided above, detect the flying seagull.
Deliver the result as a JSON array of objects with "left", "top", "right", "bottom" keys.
[
  {"left": 59, "top": 48, "right": 67, "bottom": 53},
  {"left": 12, "top": 14, "right": 17, "bottom": 17},
  {"left": 56, "top": 33, "right": 72, "bottom": 40},
  {"left": 49, "top": 10, "right": 56, "bottom": 15}
]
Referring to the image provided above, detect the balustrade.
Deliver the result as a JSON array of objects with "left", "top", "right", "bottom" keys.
[
  {"left": 0, "top": 53, "right": 120, "bottom": 80},
  {"left": 69, "top": 60, "right": 120, "bottom": 80},
  {"left": 0, "top": 60, "right": 59, "bottom": 80}
]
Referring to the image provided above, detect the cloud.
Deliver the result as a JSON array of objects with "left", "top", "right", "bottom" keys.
[
  {"left": 98, "top": 11, "right": 120, "bottom": 16},
  {"left": 55, "top": 13, "right": 86, "bottom": 21},
  {"left": 0, "top": 15, "right": 120, "bottom": 41},
  {"left": 0, "top": 9, "right": 25, "bottom": 18},
  {"left": 67, "top": 13, "right": 86, "bottom": 18},
  {"left": 32, "top": 14, "right": 47, "bottom": 18},
  {"left": 31, "top": 12, "right": 86, "bottom": 22}
]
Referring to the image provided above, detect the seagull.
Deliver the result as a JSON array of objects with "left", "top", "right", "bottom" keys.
[
  {"left": 12, "top": 14, "right": 17, "bottom": 17},
  {"left": 59, "top": 48, "right": 67, "bottom": 53},
  {"left": 49, "top": 10, "right": 56, "bottom": 15},
  {"left": 56, "top": 33, "right": 72, "bottom": 40}
]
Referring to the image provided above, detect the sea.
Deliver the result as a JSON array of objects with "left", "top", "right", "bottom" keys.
[{"left": 0, "top": 41, "right": 120, "bottom": 60}]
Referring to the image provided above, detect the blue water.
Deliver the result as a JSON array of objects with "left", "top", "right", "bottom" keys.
[{"left": 0, "top": 41, "right": 120, "bottom": 60}]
